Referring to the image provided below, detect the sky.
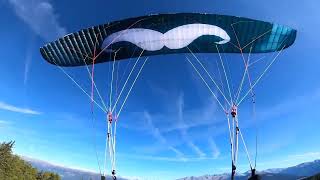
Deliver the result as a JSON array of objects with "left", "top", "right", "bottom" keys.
[{"left": 0, "top": 0, "right": 320, "bottom": 179}]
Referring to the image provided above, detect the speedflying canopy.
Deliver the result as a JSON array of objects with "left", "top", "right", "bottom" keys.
[{"left": 40, "top": 13, "right": 297, "bottom": 66}]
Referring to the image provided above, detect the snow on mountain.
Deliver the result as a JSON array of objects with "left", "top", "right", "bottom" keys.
[
  {"left": 21, "top": 156, "right": 129, "bottom": 180},
  {"left": 178, "top": 159, "right": 320, "bottom": 180}
]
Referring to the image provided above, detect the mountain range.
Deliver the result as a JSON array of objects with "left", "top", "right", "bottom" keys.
[
  {"left": 22, "top": 156, "right": 129, "bottom": 180},
  {"left": 22, "top": 156, "right": 320, "bottom": 180},
  {"left": 178, "top": 160, "right": 320, "bottom": 180}
]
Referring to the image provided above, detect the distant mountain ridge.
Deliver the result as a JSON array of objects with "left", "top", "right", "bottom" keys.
[
  {"left": 178, "top": 159, "right": 320, "bottom": 180},
  {"left": 21, "top": 156, "right": 320, "bottom": 180},
  {"left": 21, "top": 156, "right": 129, "bottom": 180},
  {"left": 278, "top": 160, "right": 320, "bottom": 177}
]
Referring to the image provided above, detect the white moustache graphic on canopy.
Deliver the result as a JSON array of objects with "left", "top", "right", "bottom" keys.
[{"left": 102, "top": 24, "right": 231, "bottom": 51}]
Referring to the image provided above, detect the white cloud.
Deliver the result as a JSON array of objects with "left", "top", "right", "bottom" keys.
[
  {"left": 0, "top": 120, "right": 9, "bottom": 124},
  {"left": 257, "top": 151, "right": 320, "bottom": 171},
  {"left": 0, "top": 120, "right": 10, "bottom": 128},
  {"left": 7, "top": 0, "right": 67, "bottom": 41},
  {"left": 288, "top": 152, "right": 320, "bottom": 161},
  {"left": 6, "top": 0, "right": 67, "bottom": 86},
  {"left": 0, "top": 101, "right": 41, "bottom": 115}
]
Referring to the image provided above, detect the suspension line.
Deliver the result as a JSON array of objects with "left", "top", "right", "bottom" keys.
[
  {"left": 51, "top": 59, "right": 107, "bottom": 113},
  {"left": 248, "top": 56, "right": 266, "bottom": 67},
  {"left": 81, "top": 56, "right": 108, "bottom": 111},
  {"left": 239, "top": 128, "right": 253, "bottom": 170},
  {"left": 112, "top": 115, "right": 118, "bottom": 172},
  {"left": 89, "top": 111, "right": 102, "bottom": 176},
  {"left": 186, "top": 56, "right": 227, "bottom": 113},
  {"left": 216, "top": 45, "right": 234, "bottom": 104},
  {"left": 234, "top": 47, "right": 252, "bottom": 103},
  {"left": 235, "top": 119, "right": 239, "bottom": 165},
  {"left": 112, "top": 50, "right": 145, "bottom": 113},
  {"left": 117, "top": 57, "right": 149, "bottom": 118},
  {"left": 108, "top": 56, "right": 148, "bottom": 180},
  {"left": 237, "top": 45, "right": 285, "bottom": 106},
  {"left": 225, "top": 112, "right": 234, "bottom": 168},
  {"left": 103, "top": 111, "right": 111, "bottom": 176},
  {"left": 187, "top": 47, "right": 231, "bottom": 107},
  {"left": 109, "top": 49, "right": 120, "bottom": 109}
]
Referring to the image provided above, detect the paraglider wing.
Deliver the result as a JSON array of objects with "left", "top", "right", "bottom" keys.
[{"left": 40, "top": 13, "right": 297, "bottom": 67}]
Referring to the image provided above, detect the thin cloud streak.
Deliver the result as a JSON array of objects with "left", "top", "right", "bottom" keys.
[
  {"left": 208, "top": 137, "right": 221, "bottom": 159},
  {"left": 24, "top": 50, "right": 32, "bottom": 85},
  {"left": 120, "top": 153, "right": 220, "bottom": 163},
  {"left": 7, "top": 0, "right": 67, "bottom": 41},
  {"left": 143, "top": 111, "right": 185, "bottom": 160},
  {"left": 7, "top": 0, "right": 67, "bottom": 87},
  {"left": 187, "top": 142, "right": 206, "bottom": 158},
  {"left": 124, "top": 94, "right": 223, "bottom": 157},
  {"left": 0, "top": 120, "right": 9, "bottom": 124},
  {"left": 161, "top": 96, "right": 221, "bottom": 134},
  {"left": 0, "top": 101, "right": 41, "bottom": 115},
  {"left": 0, "top": 120, "right": 10, "bottom": 128},
  {"left": 24, "top": 35, "right": 35, "bottom": 86},
  {"left": 288, "top": 152, "right": 320, "bottom": 161},
  {"left": 257, "top": 151, "right": 320, "bottom": 170},
  {"left": 177, "top": 93, "right": 206, "bottom": 158}
]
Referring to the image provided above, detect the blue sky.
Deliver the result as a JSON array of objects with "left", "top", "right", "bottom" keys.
[{"left": 0, "top": 0, "right": 320, "bottom": 179}]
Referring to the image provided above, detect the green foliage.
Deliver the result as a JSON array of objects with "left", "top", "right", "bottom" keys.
[
  {"left": 0, "top": 141, "right": 60, "bottom": 180},
  {"left": 36, "top": 171, "right": 61, "bottom": 180}
]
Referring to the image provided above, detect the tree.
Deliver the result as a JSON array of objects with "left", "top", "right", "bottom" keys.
[{"left": 0, "top": 141, "right": 60, "bottom": 180}]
